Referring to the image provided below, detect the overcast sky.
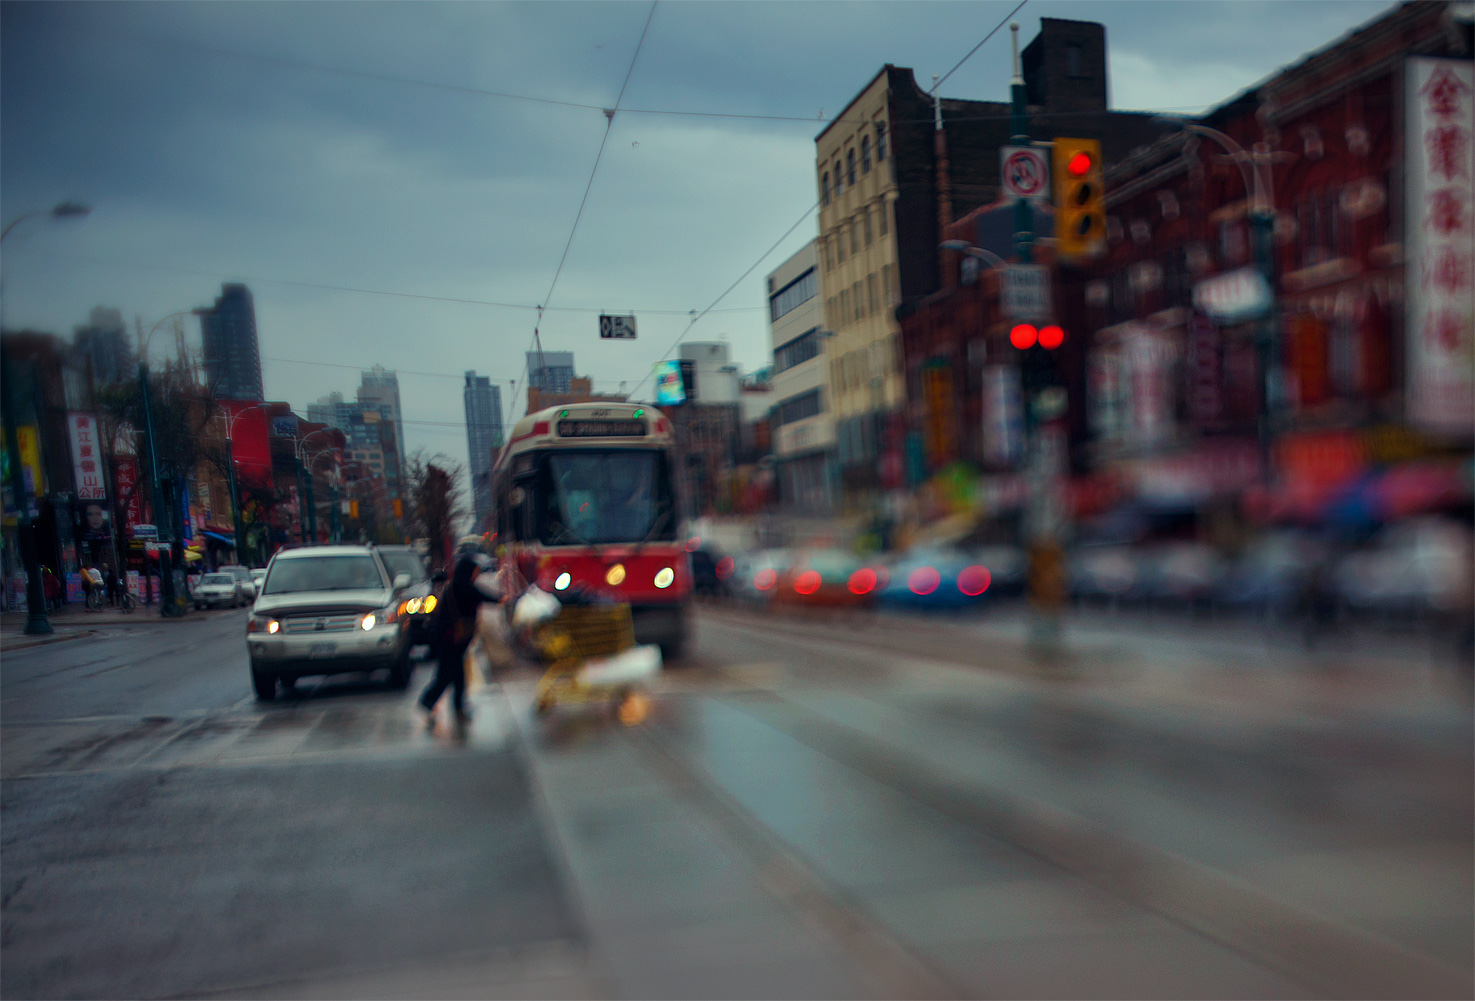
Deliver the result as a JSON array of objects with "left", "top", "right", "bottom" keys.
[{"left": 2, "top": 0, "right": 1395, "bottom": 477}]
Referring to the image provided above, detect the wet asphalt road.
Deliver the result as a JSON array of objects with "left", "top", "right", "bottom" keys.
[{"left": 2, "top": 603, "right": 1471, "bottom": 999}]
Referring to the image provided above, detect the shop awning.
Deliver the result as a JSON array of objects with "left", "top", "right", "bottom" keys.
[{"left": 202, "top": 531, "right": 235, "bottom": 545}]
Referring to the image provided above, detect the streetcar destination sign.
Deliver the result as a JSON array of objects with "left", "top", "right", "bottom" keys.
[{"left": 557, "top": 419, "right": 646, "bottom": 438}]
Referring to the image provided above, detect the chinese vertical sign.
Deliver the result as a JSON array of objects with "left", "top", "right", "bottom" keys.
[
  {"left": 67, "top": 413, "right": 106, "bottom": 500},
  {"left": 114, "top": 455, "right": 145, "bottom": 531},
  {"left": 1406, "top": 58, "right": 1474, "bottom": 436}
]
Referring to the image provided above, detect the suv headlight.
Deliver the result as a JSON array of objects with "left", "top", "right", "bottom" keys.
[{"left": 248, "top": 615, "right": 280, "bottom": 634}]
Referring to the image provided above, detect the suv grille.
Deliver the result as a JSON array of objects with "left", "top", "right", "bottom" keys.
[{"left": 282, "top": 613, "right": 361, "bottom": 634}]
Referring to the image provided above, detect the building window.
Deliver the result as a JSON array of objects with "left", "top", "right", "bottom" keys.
[
  {"left": 821, "top": 171, "right": 830, "bottom": 206},
  {"left": 876, "top": 122, "right": 888, "bottom": 161},
  {"left": 867, "top": 273, "right": 879, "bottom": 314},
  {"left": 820, "top": 240, "right": 829, "bottom": 272},
  {"left": 852, "top": 281, "right": 864, "bottom": 320},
  {"left": 864, "top": 208, "right": 873, "bottom": 246},
  {"left": 773, "top": 389, "right": 822, "bottom": 427},
  {"left": 847, "top": 149, "right": 857, "bottom": 186},
  {"left": 883, "top": 264, "right": 898, "bottom": 304},
  {"left": 861, "top": 135, "right": 872, "bottom": 174},
  {"left": 839, "top": 289, "right": 850, "bottom": 325},
  {"left": 1067, "top": 45, "right": 1084, "bottom": 77},
  {"left": 850, "top": 219, "right": 859, "bottom": 256},
  {"left": 774, "top": 328, "right": 821, "bottom": 372},
  {"left": 836, "top": 229, "right": 845, "bottom": 264},
  {"left": 879, "top": 199, "right": 889, "bottom": 236},
  {"left": 769, "top": 268, "right": 817, "bottom": 322},
  {"left": 831, "top": 359, "right": 843, "bottom": 392},
  {"left": 834, "top": 160, "right": 843, "bottom": 194}
]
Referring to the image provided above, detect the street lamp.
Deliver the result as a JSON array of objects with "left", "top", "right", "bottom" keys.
[
  {"left": 0, "top": 201, "right": 92, "bottom": 634},
  {"left": 1156, "top": 116, "right": 1284, "bottom": 480},
  {"left": 218, "top": 402, "right": 274, "bottom": 565},
  {"left": 0, "top": 202, "right": 91, "bottom": 244},
  {"left": 939, "top": 241, "right": 1010, "bottom": 270},
  {"left": 294, "top": 428, "right": 337, "bottom": 544}
]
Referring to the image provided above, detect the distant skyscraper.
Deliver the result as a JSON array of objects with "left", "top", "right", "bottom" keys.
[
  {"left": 199, "top": 284, "right": 264, "bottom": 401},
  {"left": 72, "top": 306, "right": 132, "bottom": 386},
  {"left": 526, "top": 351, "right": 575, "bottom": 394},
  {"left": 358, "top": 365, "right": 406, "bottom": 496},
  {"left": 463, "top": 371, "right": 503, "bottom": 529}
]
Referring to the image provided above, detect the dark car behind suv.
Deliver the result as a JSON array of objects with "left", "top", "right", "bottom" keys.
[{"left": 376, "top": 544, "right": 439, "bottom": 652}]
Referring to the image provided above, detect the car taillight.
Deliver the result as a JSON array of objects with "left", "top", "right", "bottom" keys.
[
  {"left": 794, "top": 570, "right": 821, "bottom": 595},
  {"left": 716, "top": 556, "right": 734, "bottom": 580},
  {"left": 685, "top": 537, "right": 701, "bottom": 552},
  {"left": 908, "top": 566, "right": 941, "bottom": 595},
  {"left": 848, "top": 568, "right": 876, "bottom": 595},
  {"left": 754, "top": 568, "right": 776, "bottom": 591},
  {"left": 958, "top": 565, "right": 992, "bottom": 596}
]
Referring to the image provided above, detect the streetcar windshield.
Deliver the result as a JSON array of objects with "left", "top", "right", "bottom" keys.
[{"left": 540, "top": 450, "right": 676, "bottom": 546}]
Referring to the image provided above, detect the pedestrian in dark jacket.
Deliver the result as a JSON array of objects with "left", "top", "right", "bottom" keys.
[{"left": 419, "top": 553, "right": 501, "bottom": 724}]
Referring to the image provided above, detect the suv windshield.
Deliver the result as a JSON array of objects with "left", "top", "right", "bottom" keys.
[
  {"left": 262, "top": 555, "right": 385, "bottom": 595},
  {"left": 378, "top": 549, "right": 427, "bottom": 583}
]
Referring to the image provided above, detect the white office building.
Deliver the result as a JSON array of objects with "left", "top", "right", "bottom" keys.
[{"left": 766, "top": 241, "right": 833, "bottom": 512}]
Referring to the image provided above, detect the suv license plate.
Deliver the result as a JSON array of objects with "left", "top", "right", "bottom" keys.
[{"left": 309, "top": 643, "right": 336, "bottom": 659}]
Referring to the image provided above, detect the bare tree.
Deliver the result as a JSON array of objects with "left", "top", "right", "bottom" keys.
[{"left": 405, "top": 449, "right": 466, "bottom": 569}]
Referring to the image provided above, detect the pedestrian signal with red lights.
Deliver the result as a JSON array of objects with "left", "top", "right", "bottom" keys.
[
  {"left": 1053, "top": 138, "right": 1105, "bottom": 260},
  {"left": 1011, "top": 324, "right": 1065, "bottom": 350}
]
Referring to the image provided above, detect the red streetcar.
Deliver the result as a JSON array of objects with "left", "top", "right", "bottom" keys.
[{"left": 492, "top": 402, "right": 691, "bottom": 658}]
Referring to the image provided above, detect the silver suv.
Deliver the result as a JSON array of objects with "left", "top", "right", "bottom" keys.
[{"left": 245, "top": 545, "right": 414, "bottom": 700}]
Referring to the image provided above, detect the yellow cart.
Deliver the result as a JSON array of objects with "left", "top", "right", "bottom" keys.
[{"left": 529, "top": 603, "right": 658, "bottom": 725}]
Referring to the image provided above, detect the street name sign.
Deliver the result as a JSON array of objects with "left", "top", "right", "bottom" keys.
[
  {"left": 599, "top": 314, "right": 637, "bottom": 339},
  {"left": 1002, "top": 265, "right": 1051, "bottom": 322}
]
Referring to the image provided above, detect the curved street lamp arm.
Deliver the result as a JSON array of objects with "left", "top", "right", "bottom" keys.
[{"left": 938, "top": 241, "right": 1010, "bottom": 269}]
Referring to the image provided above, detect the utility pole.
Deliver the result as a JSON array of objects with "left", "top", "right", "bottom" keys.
[
  {"left": 140, "top": 362, "right": 181, "bottom": 616},
  {"left": 1, "top": 353, "right": 52, "bottom": 634}
]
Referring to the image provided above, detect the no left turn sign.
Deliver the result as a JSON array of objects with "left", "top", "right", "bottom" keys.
[{"left": 1001, "top": 145, "right": 1049, "bottom": 201}]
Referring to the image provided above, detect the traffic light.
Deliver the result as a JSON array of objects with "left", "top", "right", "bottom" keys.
[
  {"left": 349, "top": 500, "right": 360, "bottom": 520},
  {"left": 1053, "top": 138, "right": 1105, "bottom": 260},
  {"left": 392, "top": 498, "right": 403, "bottom": 519}
]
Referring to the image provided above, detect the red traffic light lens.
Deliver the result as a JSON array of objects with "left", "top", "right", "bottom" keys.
[
  {"left": 1010, "top": 324, "right": 1038, "bottom": 349},
  {"left": 1039, "top": 325, "right": 1065, "bottom": 349},
  {"left": 1067, "top": 151, "right": 1092, "bottom": 177}
]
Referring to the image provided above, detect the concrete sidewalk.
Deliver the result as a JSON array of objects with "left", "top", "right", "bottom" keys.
[{"left": 1, "top": 605, "right": 207, "bottom": 651}]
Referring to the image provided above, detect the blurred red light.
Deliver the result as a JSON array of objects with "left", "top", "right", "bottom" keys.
[
  {"left": 908, "top": 566, "right": 941, "bottom": 595},
  {"left": 1010, "top": 324, "right": 1037, "bottom": 350},
  {"left": 1067, "top": 151, "right": 1092, "bottom": 177},
  {"left": 794, "top": 570, "right": 822, "bottom": 595},
  {"left": 685, "top": 537, "right": 700, "bottom": 552},
  {"left": 716, "top": 556, "right": 734, "bottom": 579},
  {"left": 848, "top": 568, "right": 876, "bottom": 595},
  {"left": 754, "top": 568, "right": 776, "bottom": 591},
  {"left": 1039, "top": 325, "right": 1065, "bottom": 349},
  {"left": 957, "top": 565, "right": 992, "bottom": 596}
]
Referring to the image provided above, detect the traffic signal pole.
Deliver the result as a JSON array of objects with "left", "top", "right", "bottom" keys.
[{"left": 1010, "top": 21, "right": 1067, "bottom": 658}]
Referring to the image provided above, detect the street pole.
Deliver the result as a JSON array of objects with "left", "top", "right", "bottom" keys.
[
  {"left": 304, "top": 459, "right": 317, "bottom": 542},
  {"left": 295, "top": 455, "right": 308, "bottom": 544},
  {"left": 1, "top": 356, "right": 52, "bottom": 634},
  {"left": 1007, "top": 21, "right": 1063, "bottom": 657},
  {"left": 226, "top": 432, "right": 245, "bottom": 563},
  {"left": 1249, "top": 142, "right": 1279, "bottom": 488},
  {"left": 140, "top": 363, "right": 181, "bottom": 616}
]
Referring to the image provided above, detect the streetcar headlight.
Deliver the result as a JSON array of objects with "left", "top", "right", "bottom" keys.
[
  {"left": 654, "top": 567, "right": 674, "bottom": 589},
  {"left": 554, "top": 572, "right": 571, "bottom": 591},
  {"left": 606, "top": 563, "right": 626, "bottom": 586}
]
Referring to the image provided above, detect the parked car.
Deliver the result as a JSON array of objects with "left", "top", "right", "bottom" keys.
[
  {"left": 376, "top": 544, "right": 438, "bottom": 651},
  {"left": 1068, "top": 543, "right": 1141, "bottom": 604},
  {"left": 874, "top": 547, "right": 994, "bottom": 611},
  {"left": 1334, "top": 516, "right": 1474, "bottom": 617},
  {"left": 194, "top": 572, "right": 245, "bottom": 609},
  {"left": 772, "top": 549, "right": 877, "bottom": 609},
  {"left": 250, "top": 568, "right": 266, "bottom": 591},
  {"left": 219, "top": 564, "right": 257, "bottom": 600},
  {"left": 1140, "top": 542, "right": 1225, "bottom": 608},
  {"left": 245, "top": 545, "right": 415, "bottom": 700},
  {"left": 728, "top": 549, "right": 795, "bottom": 605}
]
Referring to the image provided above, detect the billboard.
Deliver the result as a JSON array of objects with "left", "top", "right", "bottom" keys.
[
  {"left": 653, "top": 360, "right": 686, "bottom": 406},
  {"left": 1405, "top": 58, "right": 1474, "bottom": 436},
  {"left": 67, "top": 412, "right": 106, "bottom": 500}
]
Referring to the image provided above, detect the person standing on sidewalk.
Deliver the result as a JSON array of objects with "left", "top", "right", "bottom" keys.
[{"left": 419, "top": 553, "right": 502, "bottom": 726}]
